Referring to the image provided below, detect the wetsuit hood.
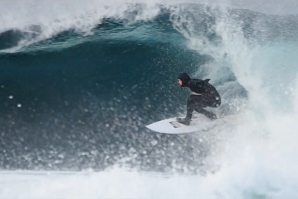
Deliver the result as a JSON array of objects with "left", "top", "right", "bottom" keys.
[{"left": 178, "top": 73, "right": 191, "bottom": 87}]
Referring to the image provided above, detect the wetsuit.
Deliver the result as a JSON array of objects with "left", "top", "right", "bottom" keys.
[{"left": 177, "top": 73, "right": 221, "bottom": 125}]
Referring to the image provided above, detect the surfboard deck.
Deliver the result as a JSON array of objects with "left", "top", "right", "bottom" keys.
[{"left": 146, "top": 115, "right": 216, "bottom": 134}]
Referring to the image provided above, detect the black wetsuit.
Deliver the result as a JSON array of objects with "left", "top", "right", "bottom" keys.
[
  {"left": 178, "top": 73, "right": 221, "bottom": 123},
  {"left": 186, "top": 79, "right": 221, "bottom": 120}
]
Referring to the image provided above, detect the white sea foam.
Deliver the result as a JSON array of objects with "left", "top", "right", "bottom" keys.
[{"left": 1, "top": 0, "right": 297, "bottom": 52}]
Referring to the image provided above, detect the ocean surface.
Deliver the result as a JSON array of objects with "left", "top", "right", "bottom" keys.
[{"left": 0, "top": 0, "right": 298, "bottom": 198}]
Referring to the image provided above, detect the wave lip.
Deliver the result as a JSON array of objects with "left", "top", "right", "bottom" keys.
[
  {"left": 0, "top": 1, "right": 163, "bottom": 53},
  {"left": 1, "top": 0, "right": 298, "bottom": 53}
]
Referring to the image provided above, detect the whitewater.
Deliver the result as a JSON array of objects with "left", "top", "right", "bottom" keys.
[{"left": 0, "top": 0, "right": 298, "bottom": 198}]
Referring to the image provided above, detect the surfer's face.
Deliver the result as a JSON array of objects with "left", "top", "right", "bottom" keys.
[{"left": 178, "top": 79, "right": 182, "bottom": 86}]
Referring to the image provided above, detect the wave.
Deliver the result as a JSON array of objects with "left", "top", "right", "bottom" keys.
[
  {"left": 0, "top": 1, "right": 298, "bottom": 198},
  {"left": 1, "top": 1, "right": 298, "bottom": 53}
]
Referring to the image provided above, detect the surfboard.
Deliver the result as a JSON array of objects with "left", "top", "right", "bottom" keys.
[{"left": 146, "top": 115, "right": 217, "bottom": 134}]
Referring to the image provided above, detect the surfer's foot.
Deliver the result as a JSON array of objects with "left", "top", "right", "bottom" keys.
[
  {"left": 205, "top": 112, "right": 218, "bottom": 120},
  {"left": 209, "top": 114, "right": 218, "bottom": 120},
  {"left": 176, "top": 117, "right": 191, "bottom": 125}
]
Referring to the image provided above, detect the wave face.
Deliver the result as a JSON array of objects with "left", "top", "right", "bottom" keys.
[{"left": 0, "top": 0, "right": 298, "bottom": 198}]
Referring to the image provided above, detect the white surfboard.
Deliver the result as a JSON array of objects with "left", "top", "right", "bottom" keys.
[{"left": 146, "top": 115, "right": 217, "bottom": 134}]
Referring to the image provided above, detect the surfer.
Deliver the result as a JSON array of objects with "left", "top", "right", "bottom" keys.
[{"left": 177, "top": 73, "right": 221, "bottom": 125}]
